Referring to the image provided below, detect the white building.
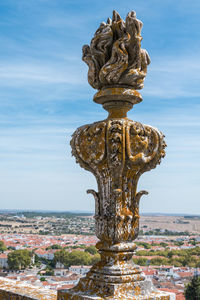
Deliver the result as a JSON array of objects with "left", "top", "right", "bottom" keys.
[
  {"left": 55, "top": 262, "right": 65, "bottom": 269},
  {"left": 69, "top": 265, "right": 91, "bottom": 275},
  {"left": 54, "top": 268, "right": 68, "bottom": 276},
  {"left": 0, "top": 253, "right": 8, "bottom": 269},
  {"left": 34, "top": 249, "right": 54, "bottom": 260}
]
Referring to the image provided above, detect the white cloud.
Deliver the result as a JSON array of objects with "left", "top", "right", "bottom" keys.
[
  {"left": 143, "top": 54, "right": 200, "bottom": 98},
  {"left": 0, "top": 62, "right": 85, "bottom": 85}
]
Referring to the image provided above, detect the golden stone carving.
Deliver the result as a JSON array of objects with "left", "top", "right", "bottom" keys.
[
  {"left": 58, "top": 10, "right": 174, "bottom": 300},
  {"left": 71, "top": 118, "right": 165, "bottom": 244}
]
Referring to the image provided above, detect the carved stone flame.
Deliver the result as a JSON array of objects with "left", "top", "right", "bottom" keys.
[{"left": 82, "top": 10, "right": 150, "bottom": 90}]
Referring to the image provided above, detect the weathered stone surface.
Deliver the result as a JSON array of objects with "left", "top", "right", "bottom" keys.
[
  {"left": 71, "top": 116, "right": 165, "bottom": 244},
  {"left": 59, "top": 9, "right": 175, "bottom": 300},
  {"left": 58, "top": 288, "right": 175, "bottom": 300},
  {"left": 0, "top": 277, "right": 57, "bottom": 300},
  {"left": 65, "top": 89, "right": 168, "bottom": 299}
]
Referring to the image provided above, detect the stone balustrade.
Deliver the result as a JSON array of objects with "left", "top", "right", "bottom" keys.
[
  {"left": 0, "top": 277, "right": 57, "bottom": 300},
  {"left": 0, "top": 277, "right": 176, "bottom": 300}
]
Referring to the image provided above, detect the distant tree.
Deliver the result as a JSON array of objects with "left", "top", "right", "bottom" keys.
[
  {"left": 142, "top": 243, "right": 151, "bottom": 249},
  {"left": 136, "top": 250, "right": 149, "bottom": 256},
  {"left": 34, "top": 256, "right": 41, "bottom": 268},
  {"left": 174, "top": 241, "right": 184, "bottom": 246},
  {"left": 190, "top": 247, "right": 200, "bottom": 256},
  {"left": 54, "top": 249, "right": 68, "bottom": 266},
  {"left": 160, "top": 242, "right": 168, "bottom": 248},
  {"left": 168, "top": 258, "right": 182, "bottom": 267},
  {"left": 74, "top": 244, "right": 86, "bottom": 249},
  {"left": 40, "top": 277, "right": 46, "bottom": 282},
  {"left": 91, "top": 253, "right": 100, "bottom": 265},
  {"left": 7, "top": 249, "right": 32, "bottom": 270},
  {"left": 167, "top": 251, "right": 174, "bottom": 259},
  {"left": 150, "top": 257, "right": 168, "bottom": 266},
  {"left": 151, "top": 241, "right": 160, "bottom": 246},
  {"left": 133, "top": 257, "right": 148, "bottom": 266},
  {"left": 145, "top": 230, "right": 154, "bottom": 236},
  {"left": 189, "top": 239, "right": 197, "bottom": 246},
  {"left": 7, "top": 246, "right": 15, "bottom": 251},
  {"left": 67, "top": 251, "right": 91, "bottom": 267},
  {"left": 0, "top": 241, "right": 7, "bottom": 252},
  {"left": 44, "top": 267, "right": 54, "bottom": 276},
  {"left": 85, "top": 246, "right": 98, "bottom": 255},
  {"left": 185, "top": 276, "right": 200, "bottom": 300},
  {"left": 179, "top": 255, "right": 195, "bottom": 267},
  {"left": 54, "top": 249, "right": 93, "bottom": 268},
  {"left": 46, "top": 244, "right": 62, "bottom": 250}
]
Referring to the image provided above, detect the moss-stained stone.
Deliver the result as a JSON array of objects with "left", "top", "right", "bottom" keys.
[
  {"left": 0, "top": 277, "right": 57, "bottom": 300},
  {"left": 58, "top": 288, "right": 175, "bottom": 300}
]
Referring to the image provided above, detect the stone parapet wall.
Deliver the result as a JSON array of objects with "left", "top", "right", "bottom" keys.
[
  {"left": 0, "top": 277, "right": 57, "bottom": 300},
  {"left": 0, "top": 276, "right": 176, "bottom": 300},
  {"left": 58, "top": 289, "right": 176, "bottom": 300}
]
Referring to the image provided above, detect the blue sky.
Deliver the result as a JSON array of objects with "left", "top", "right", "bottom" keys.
[{"left": 0, "top": 0, "right": 199, "bottom": 214}]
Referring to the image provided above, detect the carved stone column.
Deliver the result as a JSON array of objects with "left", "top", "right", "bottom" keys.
[{"left": 58, "top": 10, "right": 175, "bottom": 300}]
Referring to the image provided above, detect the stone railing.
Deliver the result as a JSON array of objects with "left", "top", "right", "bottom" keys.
[
  {"left": 0, "top": 277, "right": 176, "bottom": 300},
  {"left": 0, "top": 277, "right": 57, "bottom": 300}
]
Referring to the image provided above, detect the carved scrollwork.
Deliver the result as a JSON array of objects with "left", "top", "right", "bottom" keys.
[
  {"left": 71, "top": 118, "right": 166, "bottom": 243},
  {"left": 87, "top": 189, "right": 100, "bottom": 216},
  {"left": 126, "top": 122, "right": 165, "bottom": 168},
  {"left": 107, "top": 120, "right": 124, "bottom": 168},
  {"left": 134, "top": 190, "right": 149, "bottom": 220}
]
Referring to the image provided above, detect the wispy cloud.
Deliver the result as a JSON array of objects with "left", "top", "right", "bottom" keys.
[
  {"left": 143, "top": 54, "right": 200, "bottom": 98},
  {"left": 0, "top": 61, "right": 84, "bottom": 85}
]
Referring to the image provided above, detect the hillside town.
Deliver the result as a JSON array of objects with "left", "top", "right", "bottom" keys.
[{"left": 0, "top": 215, "right": 200, "bottom": 300}]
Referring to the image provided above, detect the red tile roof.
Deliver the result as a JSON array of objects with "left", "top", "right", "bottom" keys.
[{"left": 159, "top": 288, "right": 185, "bottom": 300}]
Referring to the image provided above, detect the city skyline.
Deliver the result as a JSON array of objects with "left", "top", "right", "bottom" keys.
[{"left": 0, "top": 0, "right": 199, "bottom": 214}]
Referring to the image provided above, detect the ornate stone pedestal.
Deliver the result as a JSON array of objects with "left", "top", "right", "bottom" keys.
[
  {"left": 58, "top": 10, "right": 175, "bottom": 300},
  {"left": 58, "top": 242, "right": 174, "bottom": 299}
]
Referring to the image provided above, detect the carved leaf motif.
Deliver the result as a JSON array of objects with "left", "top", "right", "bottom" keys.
[
  {"left": 71, "top": 119, "right": 166, "bottom": 244},
  {"left": 74, "top": 122, "right": 106, "bottom": 166},
  {"left": 126, "top": 122, "right": 164, "bottom": 166},
  {"left": 107, "top": 120, "right": 124, "bottom": 168}
]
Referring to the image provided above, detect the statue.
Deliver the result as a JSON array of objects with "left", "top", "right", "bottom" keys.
[{"left": 58, "top": 10, "right": 174, "bottom": 300}]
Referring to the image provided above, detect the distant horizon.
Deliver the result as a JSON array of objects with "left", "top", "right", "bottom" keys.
[{"left": 0, "top": 209, "right": 199, "bottom": 217}]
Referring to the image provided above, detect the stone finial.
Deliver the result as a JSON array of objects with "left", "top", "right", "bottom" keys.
[
  {"left": 59, "top": 10, "right": 174, "bottom": 300},
  {"left": 82, "top": 10, "right": 150, "bottom": 90}
]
